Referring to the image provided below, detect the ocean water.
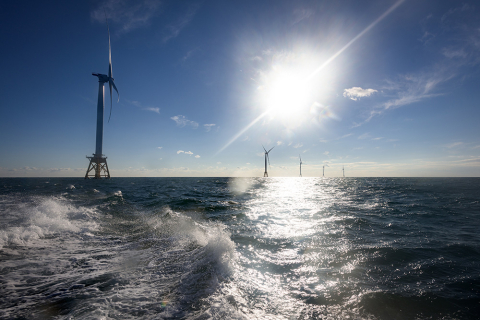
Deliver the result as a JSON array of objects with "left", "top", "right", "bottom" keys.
[{"left": 0, "top": 177, "right": 479, "bottom": 320}]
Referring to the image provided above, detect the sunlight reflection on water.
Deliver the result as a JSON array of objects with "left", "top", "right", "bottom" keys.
[{"left": 228, "top": 177, "right": 367, "bottom": 318}]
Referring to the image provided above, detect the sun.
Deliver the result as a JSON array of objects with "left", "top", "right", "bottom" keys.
[{"left": 261, "top": 66, "right": 314, "bottom": 123}]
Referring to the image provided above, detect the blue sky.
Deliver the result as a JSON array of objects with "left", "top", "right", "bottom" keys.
[{"left": 1, "top": 0, "right": 479, "bottom": 177}]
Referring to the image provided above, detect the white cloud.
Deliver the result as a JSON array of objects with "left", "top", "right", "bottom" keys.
[
  {"left": 277, "top": 141, "right": 283, "bottom": 145},
  {"left": 343, "top": 87, "right": 378, "bottom": 100},
  {"left": 145, "top": 107, "right": 160, "bottom": 114},
  {"left": 177, "top": 150, "right": 194, "bottom": 155},
  {"left": 293, "top": 143, "right": 303, "bottom": 148},
  {"left": 171, "top": 115, "right": 199, "bottom": 129},
  {"left": 204, "top": 124, "right": 216, "bottom": 132},
  {"left": 195, "top": 155, "right": 200, "bottom": 158},
  {"left": 157, "top": 147, "right": 162, "bottom": 149}
]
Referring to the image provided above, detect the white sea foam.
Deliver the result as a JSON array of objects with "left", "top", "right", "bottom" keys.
[{"left": 0, "top": 196, "right": 98, "bottom": 249}]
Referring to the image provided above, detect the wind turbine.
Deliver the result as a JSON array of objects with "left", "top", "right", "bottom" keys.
[
  {"left": 85, "top": 13, "right": 119, "bottom": 179},
  {"left": 299, "top": 155, "right": 303, "bottom": 177},
  {"left": 263, "top": 145, "right": 274, "bottom": 177},
  {"left": 323, "top": 165, "right": 325, "bottom": 177},
  {"left": 342, "top": 166, "right": 345, "bottom": 177}
]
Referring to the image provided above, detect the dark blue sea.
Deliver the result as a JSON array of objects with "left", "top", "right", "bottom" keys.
[{"left": 0, "top": 177, "right": 479, "bottom": 319}]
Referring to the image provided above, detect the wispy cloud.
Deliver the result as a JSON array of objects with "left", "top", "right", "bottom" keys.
[
  {"left": 91, "top": 0, "right": 162, "bottom": 33},
  {"left": 129, "top": 100, "right": 160, "bottom": 114},
  {"left": 157, "top": 147, "right": 163, "bottom": 149},
  {"left": 195, "top": 155, "right": 200, "bottom": 158},
  {"left": 293, "top": 143, "right": 303, "bottom": 148},
  {"left": 277, "top": 141, "right": 283, "bottom": 145},
  {"left": 337, "top": 133, "right": 353, "bottom": 140},
  {"left": 445, "top": 142, "right": 463, "bottom": 148},
  {"left": 292, "top": 8, "right": 314, "bottom": 25},
  {"left": 355, "top": 4, "right": 480, "bottom": 126},
  {"left": 182, "top": 47, "right": 200, "bottom": 62},
  {"left": 171, "top": 115, "right": 199, "bottom": 129},
  {"left": 358, "top": 133, "right": 371, "bottom": 140},
  {"left": 353, "top": 68, "right": 453, "bottom": 127},
  {"left": 343, "top": 87, "right": 378, "bottom": 100},
  {"left": 163, "top": 4, "right": 200, "bottom": 43}
]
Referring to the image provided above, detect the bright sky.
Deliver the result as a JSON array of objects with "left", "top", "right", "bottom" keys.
[{"left": 1, "top": 0, "right": 479, "bottom": 177}]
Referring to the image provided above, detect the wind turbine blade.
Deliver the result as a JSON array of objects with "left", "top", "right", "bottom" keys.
[
  {"left": 108, "top": 82, "right": 113, "bottom": 123},
  {"left": 105, "top": 9, "right": 112, "bottom": 79},
  {"left": 268, "top": 146, "right": 274, "bottom": 153},
  {"left": 107, "top": 79, "right": 119, "bottom": 122},
  {"left": 267, "top": 153, "right": 271, "bottom": 167},
  {"left": 110, "top": 79, "right": 119, "bottom": 99},
  {"left": 262, "top": 145, "right": 267, "bottom": 153}
]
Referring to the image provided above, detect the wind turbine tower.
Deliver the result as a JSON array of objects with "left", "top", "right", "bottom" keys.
[
  {"left": 263, "top": 146, "right": 274, "bottom": 177},
  {"left": 85, "top": 15, "right": 119, "bottom": 179},
  {"left": 343, "top": 166, "right": 345, "bottom": 177},
  {"left": 323, "top": 165, "right": 325, "bottom": 177},
  {"left": 299, "top": 155, "right": 302, "bottom": 177}
]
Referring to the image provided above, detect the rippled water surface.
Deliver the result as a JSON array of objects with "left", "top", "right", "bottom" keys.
[{"left": 1, "top": 177, "right": 479, "bottom": 319}]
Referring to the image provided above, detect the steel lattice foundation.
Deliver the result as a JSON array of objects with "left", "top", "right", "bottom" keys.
[{"left": 85, "top": 155, "right": 110, "bottom": 179}]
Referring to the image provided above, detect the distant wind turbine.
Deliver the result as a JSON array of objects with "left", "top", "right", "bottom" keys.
[
  {"left": 263, "top": 145, "right": 274, "bottom": 177},
  {"left": 85, "top": 12, "right": 119, "bottom": 179},
  {"left": 343, "top": 166, "right": 345, "bottom": 177},
  {"left": 299, "top": 155, "right": 303, "bottom": 177},
  {"left": 322, "top": 164, "right": 330, "bottom": 177}
]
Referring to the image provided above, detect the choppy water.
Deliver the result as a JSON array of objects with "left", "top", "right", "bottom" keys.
[{"left": 0, "top": 177, "right": 479, "bottom": 319}]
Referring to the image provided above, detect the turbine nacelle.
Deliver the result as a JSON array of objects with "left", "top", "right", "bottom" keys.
[{"left": 92, "top": 73, "right": 109, "bottom": 83}]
